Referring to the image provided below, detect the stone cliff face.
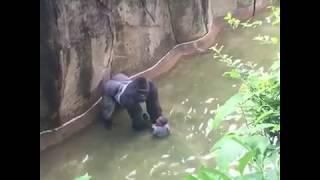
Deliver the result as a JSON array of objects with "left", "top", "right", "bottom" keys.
[
  {"left": 40, "top": 0, "right": 241, "bottom": 131},
  {"left": 167, "top": 0, "right": 208, "bottom": 43}
]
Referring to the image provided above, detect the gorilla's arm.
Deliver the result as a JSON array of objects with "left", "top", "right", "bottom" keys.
[
  {"left": 146, "top": 81, "right": 163, "bottom": 123},
  {"left": 126, "top": 103, "right": 149, "bottom": 131},
  {"left": 101, "top": 95, "right": 116, "bottom": 128}
]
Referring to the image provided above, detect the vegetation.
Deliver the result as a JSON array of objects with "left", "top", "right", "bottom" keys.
[
  {"left": 185, "top": 6, "right": 280, "bottom": 180},
  {"left": 74, "top": 173, "right": 92, "bottom": 180}
]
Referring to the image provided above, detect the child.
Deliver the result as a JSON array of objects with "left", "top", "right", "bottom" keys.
[{"left": 152, "top": 116, "right": 170, "bottom": 138}]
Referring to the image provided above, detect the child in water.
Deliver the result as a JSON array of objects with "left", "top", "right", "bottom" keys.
[{"left": 152, "top": 116, "right": 170, "bottom": 138}]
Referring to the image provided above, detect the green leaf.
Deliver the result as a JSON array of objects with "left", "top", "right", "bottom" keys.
[
  {"left": 272, "top": 18, "right": 280, "bottom": 26},
  {"left": 272, "top": 124, "right": 280, "bottom": 132},
  {"left": 233, "top": 172, "right": 264, "bottom": 180},
  {"left": 185, "top": 175, "right": 199, "bottom": 180},
  {"left": 231, "top": 59, "right": 242, "bottom": 66},
  {"left": 256, "top": 110, "right": 274, "bottom": 123},
  {"left": 223, "top": 69, "right": 241, "bottom": 79},
  {"left": 224, "top": 12, "right": 232, "bottom": 20},
  {"left": 236, "top": 123, "right": 276, "bottom": 135},
  {"left": 74, "top": 173, "right": 92, "bottom": 180},
  {"left": 264, "top": 169, "right": 279, "bottom": 180},
  {"left": 200, "top": 167, "right": 231, "bottom": 180},
  {"left": 197, "top": 171, "right": 211, "bottom": 180},
  {"left": 238, "top": 150, "right": 255, "bottom": 175},
  {"left": 270, "top": 60, "right": 280, "bottom": 71},
  {"left": 230, "top": 136, "right": 251, "bottom": 151},
  {"left": 211, "top": 136, "right": 247, "bottom": 171},
  {"left": 243, "top": 135, "right": 270, "bottom": 156},
  {"left": 205, "top": 118, "right": 214, "bottom": 137},
  {"left": 212, "top": 93, "right": 249, "bottom": 129},
  {"left": 268, "top": 151, "right": 280, "bottom": 176},
  {"left": 263, "top": 156, "right": 279, "bottom": 180}
]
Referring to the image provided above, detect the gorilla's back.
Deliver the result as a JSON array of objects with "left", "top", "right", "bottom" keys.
[{"left": 103, "top": 73, "right": 131, "bottom": 97}]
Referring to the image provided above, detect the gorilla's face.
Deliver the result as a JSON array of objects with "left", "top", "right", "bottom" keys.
[
  {"left": 138, "top": 89, "right": 148, "bottom": 101},
  {"left": 128, "top": 77, "right": 150, "bottom": 103}
]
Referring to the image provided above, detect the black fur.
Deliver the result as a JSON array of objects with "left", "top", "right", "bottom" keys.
[{"left": 101, "top": 74, "right": 166, "bottom": 131}]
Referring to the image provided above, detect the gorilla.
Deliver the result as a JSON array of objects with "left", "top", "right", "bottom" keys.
[{"left": 101, "top": 73, "right": 170, "bottom": 135}]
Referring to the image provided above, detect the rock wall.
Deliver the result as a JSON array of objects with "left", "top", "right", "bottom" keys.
[
  {"left": 167, "top": 0, "right": 208, "bottom": 43},
  {"left": 41, "top": 0, "right": 203, "bottom": 131},
  {"left": 40, "top": 0, "right": 249, "bottom": 131},
  {"left": 110, "top": 0, "right": 176, "bottom": 75}
]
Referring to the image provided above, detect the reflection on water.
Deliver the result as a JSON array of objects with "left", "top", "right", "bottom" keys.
[{"left": 40, "top": 13, "right": 279, "bottom": 180}]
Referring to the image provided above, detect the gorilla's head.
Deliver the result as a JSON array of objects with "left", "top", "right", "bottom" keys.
[{"left": 127, "top": 77, "right": 150, "bottom": 102}]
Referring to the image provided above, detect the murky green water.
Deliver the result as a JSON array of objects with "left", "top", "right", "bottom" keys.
[{"left": 40, "top": 13, "right": 279, "bottom": 180}]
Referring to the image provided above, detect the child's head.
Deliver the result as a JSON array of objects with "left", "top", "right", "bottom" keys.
[{"left": 155, "top": 116, "right": 168, "bottom": 126}]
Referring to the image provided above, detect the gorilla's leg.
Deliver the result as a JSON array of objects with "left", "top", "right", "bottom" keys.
[
  {"left": 126, "top": 103, "right": 149, "bottom": 131},
  {"left": 146, "top": 81, "right": 163, "bottom": 124},
  {"left": 101, "top": 95, "right": 116, "bottom": 129}
]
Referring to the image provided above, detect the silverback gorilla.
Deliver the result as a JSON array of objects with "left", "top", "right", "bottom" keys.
[{"left": 101, "top": 73, "right": 170, "bottom": 134}]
